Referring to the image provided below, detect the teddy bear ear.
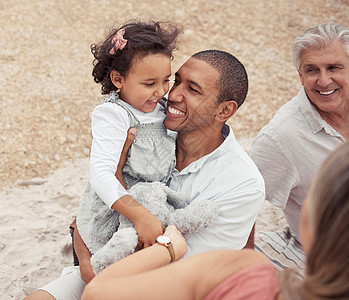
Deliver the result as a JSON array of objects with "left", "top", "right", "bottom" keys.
[{"left": 162, "top": 185, "right": 186, "bottom": 208}]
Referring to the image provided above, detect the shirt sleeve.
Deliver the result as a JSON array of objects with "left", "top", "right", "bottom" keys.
[
  {"left": 184, "top": 160, "right": 265, "bottom": 256},
  {"left": 250, "top": 131, "right": 298, "bottom": 209},
  {"left": 89, "top": 103, "right": 130, "bottom": 208}
]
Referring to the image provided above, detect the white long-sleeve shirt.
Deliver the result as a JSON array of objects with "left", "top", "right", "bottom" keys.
[{"left": 89, "top": 100, "right": 166, "bottom": 208}]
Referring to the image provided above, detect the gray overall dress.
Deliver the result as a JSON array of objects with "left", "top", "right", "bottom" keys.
[{"left": 77, "top": 92, "right": 176, "bottom": 254}]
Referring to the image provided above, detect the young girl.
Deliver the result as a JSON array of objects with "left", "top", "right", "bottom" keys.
[{"left": 76, "top": 20, "right": 181, "bottom": 268}]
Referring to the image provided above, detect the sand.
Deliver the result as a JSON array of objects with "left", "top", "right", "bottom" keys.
[{"left": 1, "top": 0, "right": 348, "bottom": 298}]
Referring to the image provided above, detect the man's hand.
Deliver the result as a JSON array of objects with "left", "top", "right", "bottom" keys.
[{"left": 115, "top": 127, "right": 137, "bottom": 189}]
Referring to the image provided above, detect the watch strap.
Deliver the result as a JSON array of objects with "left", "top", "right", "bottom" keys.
[
  {"left": 166, "top": 242, "right": 175, "bottom": 263},
  {"left": 157, "top": 236, "right": 176, "bottom": 263}
]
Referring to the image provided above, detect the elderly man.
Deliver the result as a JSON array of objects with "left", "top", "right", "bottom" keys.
[
  {"left": 251, "top": 23, "right": 348, "bottom": 271},
  {"left": 26, "top": 50, "right": 265, "bottom": 300}
]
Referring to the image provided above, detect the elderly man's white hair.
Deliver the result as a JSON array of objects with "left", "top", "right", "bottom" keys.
[{"left": 291, "top": 23, "right": 349, "bottom": 70}]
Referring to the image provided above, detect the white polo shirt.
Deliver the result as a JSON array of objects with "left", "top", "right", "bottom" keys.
[{"left": 168, "top": 124, "right": 265, "bottom": 256}]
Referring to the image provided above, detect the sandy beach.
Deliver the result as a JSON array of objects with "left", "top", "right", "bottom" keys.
[{"left": 1, "top": 0, "right": 348, "bottom": 298}]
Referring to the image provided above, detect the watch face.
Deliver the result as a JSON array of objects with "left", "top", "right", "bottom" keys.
[{"left": 157, "top": 235, "right": 171, "bottom": 244}]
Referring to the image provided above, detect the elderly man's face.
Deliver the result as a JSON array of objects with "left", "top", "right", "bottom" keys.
[
  {"left": 298, "top": 41, "right": 349, "bottom": 116},
  {"left": 164, "top": 58, "right": 220, "bottom": 133}
]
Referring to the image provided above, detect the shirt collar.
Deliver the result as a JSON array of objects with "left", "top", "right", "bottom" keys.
[
  {"left": 176, "top": 124, "right": 235, "bottom": 174},
  {"left": 297, "top": 88, "right": 340, "bottom": 136}
]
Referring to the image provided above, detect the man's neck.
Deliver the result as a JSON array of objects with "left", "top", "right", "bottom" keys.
[
  {"left": 317, "top": 105, "right": 349, "bottom": 140},
  {"left": 175, "top": 126, "right": 225, "bottom": 172}
]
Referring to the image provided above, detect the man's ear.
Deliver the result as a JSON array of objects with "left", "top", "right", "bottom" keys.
[
  {"left": 215, "top": 100, "right": 238, "bottom": 122},
  {"left": 298, "top": 70, "right": 305, "bottom": 86},
  {"left": 110, "top": 70, "right": 124, "bottom": 89}
]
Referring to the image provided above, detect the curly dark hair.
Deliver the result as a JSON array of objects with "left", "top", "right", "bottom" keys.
[
  {"left": 192, "top": 50, "right": 248, "bottom": 108},
  {"left": 91, "top": 20, "right": 182, "bottom": 95}
]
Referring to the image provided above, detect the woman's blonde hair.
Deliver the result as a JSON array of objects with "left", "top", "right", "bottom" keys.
[{"left": 301, "top": 142, "right": 349, "bottom": 299}]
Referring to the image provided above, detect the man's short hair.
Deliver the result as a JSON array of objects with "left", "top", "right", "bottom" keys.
[
  {"left": 192, "top": 50, "right": 248, "bottom": 108},
  {"left": 291, "top": 23, "right": 349, "bottom": 70}
]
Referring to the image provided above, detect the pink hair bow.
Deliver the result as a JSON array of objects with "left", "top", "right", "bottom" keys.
[{"left": 109, "top": 29, "right": 128, "bottom": 54}]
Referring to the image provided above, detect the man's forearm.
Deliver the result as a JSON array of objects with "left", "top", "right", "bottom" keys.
[
  {"left": 73, "top": 221, "right": 95, "bottom": 283},
  {"left": 243, "top": 224, "right": 255, "bottom": 249}
]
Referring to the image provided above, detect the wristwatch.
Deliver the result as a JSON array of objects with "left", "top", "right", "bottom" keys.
[{"left": 156, "top": 235, "right": 175, "bottom": 263}]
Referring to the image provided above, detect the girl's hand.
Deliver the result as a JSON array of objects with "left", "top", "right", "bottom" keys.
[
  {"left": 164, "top": 225, "right": 188, "bottom": 261},
  {"left": 134, "top": 211, "right": 164, "bottom": 249}
]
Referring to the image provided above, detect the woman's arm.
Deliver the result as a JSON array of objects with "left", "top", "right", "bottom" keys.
[
  {"left": 81, "top": 225, "right": 187, "bottom": 300},
  {"left": 82, "top": 226, "right": 270, "bottom": 300}
]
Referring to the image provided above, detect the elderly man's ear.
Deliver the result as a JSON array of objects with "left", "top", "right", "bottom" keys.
[{"left": 215, "top": 100, "right": 238, "bottom": 122}]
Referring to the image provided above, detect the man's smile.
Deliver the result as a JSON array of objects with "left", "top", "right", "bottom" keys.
[
  {"left": 316, "top": 88, "right": 338, "bottom": 96},
  {"left": 167, "top": 105, "right": 185, "bottom": 116}
]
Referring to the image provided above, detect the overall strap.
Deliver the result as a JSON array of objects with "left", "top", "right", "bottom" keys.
[{"left": 102, "top": 91, "right": 140, "bottom": 127}]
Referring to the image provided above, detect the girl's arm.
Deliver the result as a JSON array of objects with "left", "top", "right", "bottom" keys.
[
  {"left": 113, "top": 126, "right": 164, "bottom": 249},
  {"left": 91, "top": 105, "right": 163, "bottom": 247},
  {"left": 89, "top": 104, "right": 131, "bottom": 206},
  {"left": 111, "top": 195, "right": 164, "bottom": 249},
  {"left": 76, "top": 127, "right": 145, "bottom": 283},
  {"left": 81, "top": 227, "right": 270, "bottom": 300}
]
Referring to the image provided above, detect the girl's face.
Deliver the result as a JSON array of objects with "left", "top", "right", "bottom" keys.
[{"left": 112, "top": 53, "right": 171, "bottom": 113}]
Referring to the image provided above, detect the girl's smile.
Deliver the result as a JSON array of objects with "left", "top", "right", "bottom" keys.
[{"left": 111, "top": 54, "right": 172, "bottom": 113}]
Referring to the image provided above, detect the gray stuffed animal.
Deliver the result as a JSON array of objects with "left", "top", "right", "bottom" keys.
[{"left": 90, "top": 181, "right": 219, "bottom": 274}]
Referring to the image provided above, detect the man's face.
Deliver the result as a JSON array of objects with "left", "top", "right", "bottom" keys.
[
  {"left": 298, "top": 41, "right": 349, "bottom": 115},
  {"left": 164, "top": 58, "right": 220, "bottom": 134}
]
